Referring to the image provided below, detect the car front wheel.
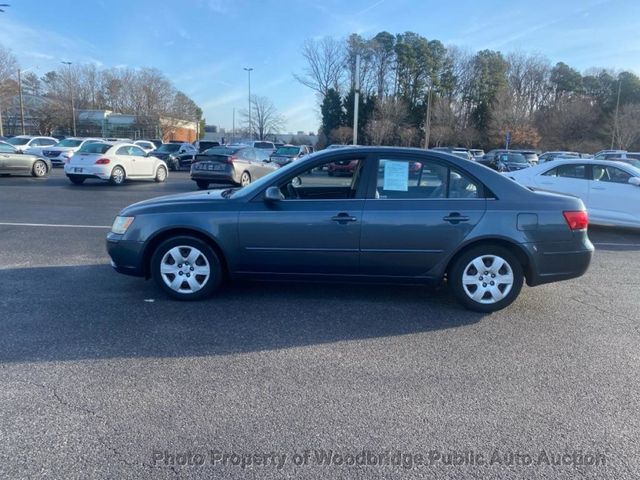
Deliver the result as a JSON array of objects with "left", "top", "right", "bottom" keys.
[
  {"left": 449, "top": 246, "right": 524, "bottom": 313},
  {"left": 151, "top": 236, "right": 222, "bottom": 300}
]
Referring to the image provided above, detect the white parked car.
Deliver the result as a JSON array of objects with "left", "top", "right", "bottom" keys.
[
  {"left": 134, "top": 140, "right": 157, "bottom": 154},
  {"left": 34, "top": 137, "right": 102, "bottom": 167},
  {"left": 6, "top": 135, "right": 58, "bottom": 154},
  {"left": 64, "top": 142, "right": 168, "bottom": 185},
  {"left": 507, "top": 159, "right": 640, "bottom": 228}
]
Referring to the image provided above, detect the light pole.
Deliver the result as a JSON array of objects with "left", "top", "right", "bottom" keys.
[
  {"left": 61, "top": 61, "right": 76, "bottom": 136},
  {"left": 243, "top": 67, "right": 253, "bottom": 140},
  {"left": 17, "top": 68, "right": 25, "bottom": 135}
]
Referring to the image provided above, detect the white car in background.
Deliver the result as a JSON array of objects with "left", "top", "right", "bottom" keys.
[
  {"left": 64, "top": 141, "right": 168, "bottom": 185},
  {"left": 134, "top": 140, "right": 157, "bottom": 154},
  {"left": 507, "top": 158, "right": 640, "bottom": 228},
  {"left": 6, "top": 135, "right": 58, "bottom": 154},
  {"left": 36, "top": 137, "right": 102, "bottom": 167}
]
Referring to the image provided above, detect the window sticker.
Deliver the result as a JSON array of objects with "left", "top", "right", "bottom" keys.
[{"left": 383, "top": 160, "right": 409, "bottom": 191}]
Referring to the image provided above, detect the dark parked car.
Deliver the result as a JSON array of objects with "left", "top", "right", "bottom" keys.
[
  {"left": 195, "top": 140, "right": 221, "bottom": 153},
  {"left": 176, "top": 153, "right": 197, "bottom": 170},
  {"left": 480, "top": 152, "right": 531, "bottom": 172},
  {"left": 151, "top": 142, "right": 197, "bottom": 170},
  {"left": 270, "top": 145, "right": 311, "bottom": 166},
  {"left": 107, "top": 147, "right": 593, "bottom": 313},
  {"left": 190, "top": 146, "right": 279, "bottom": 189},
  {"left": 0, "top": 142, "right": 51, "bottom": 177}
]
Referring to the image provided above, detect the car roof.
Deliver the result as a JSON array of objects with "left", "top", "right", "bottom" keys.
[{"left": 525, "top": 157, "right": 640, "bottom": 173}]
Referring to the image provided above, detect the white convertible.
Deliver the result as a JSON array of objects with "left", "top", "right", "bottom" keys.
[
  {"left": 64, "top": 141, "right": 168, "bottom": 185},
  {"left": 507, "top": 158, "right": 640, "bottom": 229}
]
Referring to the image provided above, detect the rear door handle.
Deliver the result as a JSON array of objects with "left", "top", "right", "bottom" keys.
[
  {"left": 443, "top": 212, "right": 470, "bottom": 224},
  {"left": 331, "top": 213, "right": 358, "bottom": 224},
  {"left": 591, "top": 186, "right": 606, "bottom": 190}
]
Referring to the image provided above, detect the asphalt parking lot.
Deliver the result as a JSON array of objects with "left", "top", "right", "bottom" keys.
[{"left": 1, "top": 169, "right": 640, "bottom": 479}]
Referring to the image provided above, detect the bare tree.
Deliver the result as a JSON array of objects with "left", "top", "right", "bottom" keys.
[
  {"left": 616, "top": 104, "right": 640, "bottom": 150},
  {"left": 0, "top": 44, "right": 17, "bottom": 87},
  {"left": 294, "top": 37, "right": 345, "bottom": 98},
  {"left": 241, "top": 95, "right": 285, "bottom": 140}
]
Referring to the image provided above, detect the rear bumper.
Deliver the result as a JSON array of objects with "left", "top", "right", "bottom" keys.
[
  {"left": 524, "top": 236, "right": 594, "bottom": 286},
  {"left": 106, "top": 233, "right": 145, "bottom": 277},
  {"left": 64, "top": 164, "right": 111, "bottom": 180},
  {"left": 190, "top": 172, "right": 238, "bottom": 185}
]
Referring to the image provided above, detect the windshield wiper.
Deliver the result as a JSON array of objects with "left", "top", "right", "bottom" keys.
[{"left": 221, "top": 188, "right": 239, "bottom": 198}]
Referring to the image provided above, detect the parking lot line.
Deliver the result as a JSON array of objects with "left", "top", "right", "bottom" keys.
[
  {"left": 593, "top": 242, "right": 640, "bottom": 247},
  {"left": 0, "top": 222, "right": 111, "bottom": 229}
]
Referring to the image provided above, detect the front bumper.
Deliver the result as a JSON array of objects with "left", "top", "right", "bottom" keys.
[{"left": 106, "top": 232, "right": 145, "bottom": 277}]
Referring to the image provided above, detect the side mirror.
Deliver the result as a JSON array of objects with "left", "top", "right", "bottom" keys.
[
  {"left": 629, "top": 177, "right": 640, "bottom": 186},
  {"left": 264, "top": 186, "right": 284, "bottom": 201}
]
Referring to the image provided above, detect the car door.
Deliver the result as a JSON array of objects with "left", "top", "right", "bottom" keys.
[
  {"left": 533, "top": 163, "right": 590, "bottom": 203},
  {"left": 115, "top": 146, "right": 136, "bottom": 175},
  {"left": 129, "top": 145, "right": 154, "bottom": 176},
  {"left": 0, "top": 143, "right": 14, "bottom": 172},
  {"left": 3, "top": 143, "right": 33, "bottom": 173},
  {"left": 359, "top": 154, "right": 487, "bottom": 278},
  {"left": 589, "top": 164, "right": 640, "bottom": 226},
  {"left": 237, "top": 153, "right": 369, "bottom": 275}
]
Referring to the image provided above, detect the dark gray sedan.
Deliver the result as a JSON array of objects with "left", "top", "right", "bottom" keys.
[
  {"left": 107, "top": 147, "right": 593, "bottom": 312},
  {"left": 0, "top": 142, "right": 51, "bottom": 177}
]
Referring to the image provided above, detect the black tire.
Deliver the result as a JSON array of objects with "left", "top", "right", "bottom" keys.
[
  {"left": 68, "top": 176, "right": 85, "bottom": 185},
  {"left": 155, "top": 166, "right": 167, "bottom": 183},
  {"left": 109, "top": 166, "right": 126, "bottom": 185},
  {"left": 169, "top": 159, "right": 178, "bottom": 171},
  {"left": 196, "top": 180, "right": 209, "bottom": 190},
  {"left": 32, "top": 160, "right": 48, "bottom": 178},
  {"left": 448, "top": 245, "right": 524, "bottom": 313},
  {"left": 151, "top": 236, "right": 223, "bottom": 301}
]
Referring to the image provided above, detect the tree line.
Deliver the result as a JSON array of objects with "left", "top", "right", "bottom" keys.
[
  {"left": 0, "top": 44, "right": 203, "bottom": 136},
  {"left": 297, "top": 33, "right": 640, "bottom": 152}
]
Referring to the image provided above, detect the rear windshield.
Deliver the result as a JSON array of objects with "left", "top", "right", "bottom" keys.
[
  {"left": 7, "top": 137, "right": 30, "bottom": 146},
  {"left": 203, "top": 147, "right": 240, "bottom": 155},
  {"left": 199, "top": 142, "right": 219, "bottom": 149},
  {"left": 254, "top": 142, "right": 274, "bottom": 149},
  {"left": 78, "top": 143, "right": 111, "bottom": 154},
  {"left": 57, "top": 139, "right": 83, "bottom": 147},
  {"left": 155, "top": 143, "right": 181, "bottom": 152},
  {"left": 274, "top": 146, "right": 300, "bottom": 156}
]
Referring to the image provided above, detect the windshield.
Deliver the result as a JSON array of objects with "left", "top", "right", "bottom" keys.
[
  {"left": 274, "top": 147, "right": 300, "bottom": 156},
  {"left": 7, "top": 137, "right": 30, "bottom": 146},
  {"left": 78, "top": 143, "right": 111, "bottom": 154},
  {"left": 500, "top": 153, "right": 528, "bottom": 164},
  {"left": 155, "top": 144, "right": 180, "bottom": 153},
  {"left": 57, "top": 139, "right": 83, "bottom": 148}
]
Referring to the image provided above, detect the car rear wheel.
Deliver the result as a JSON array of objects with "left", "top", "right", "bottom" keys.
[
  {"left": 196, "top": 180, "right": 209, "bottom": 190},
  {"left": 151, "top": 236, "right": 222, "bottom": 300},
  {"left": 449, "top": 246, "right": 523, "bottom": 313},
  {"left": 68, "top": 176, "right": 85, "bottom": 185},
  {"left": 155, "top": 166, "right": 167, "bottom": 183},
  {"left": 240, "top": 171, "right": 251, "bottom": 187},
  {"left": 32, "top": 160, "right": 48, "bottom": 178},
  {"left": 109, "top": 166, "right": 125, "bottom": 185}
]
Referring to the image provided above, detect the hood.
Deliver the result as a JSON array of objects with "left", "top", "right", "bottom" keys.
[{"left": 120, "top": 189, "right": 231, "bottom": 216}]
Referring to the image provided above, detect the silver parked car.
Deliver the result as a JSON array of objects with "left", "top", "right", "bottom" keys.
[{"left": 0, "top": 142, "right": 51, "bottom": 177}]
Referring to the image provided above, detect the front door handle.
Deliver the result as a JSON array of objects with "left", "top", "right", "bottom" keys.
[
  {"left": 331, "top": 213, "right": 358, "bottom": 224},
  {"left": 591, "top": 186, "right": 606, "bottom": 190},
  {"left": 443, "top": 212, "right": 470, "bottom": 224}
]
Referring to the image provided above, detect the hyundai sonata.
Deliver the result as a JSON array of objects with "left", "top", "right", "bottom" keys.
[{"left": 107, "top": 147, "right": 593, "bottom": 312}]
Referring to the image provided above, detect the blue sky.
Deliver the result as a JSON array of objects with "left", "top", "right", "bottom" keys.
[{"left": 0, "top": 0, "right": 638, "bottom": 133}]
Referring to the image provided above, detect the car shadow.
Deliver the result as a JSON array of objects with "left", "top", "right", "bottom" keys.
[
  {"left": 0, "top": 265, "right": 484, "bottom": 364},
  {"left": 588, "top": 225, "right": 640, "bottom": 251}
]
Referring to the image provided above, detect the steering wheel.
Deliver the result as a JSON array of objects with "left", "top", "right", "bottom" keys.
[{"left": 286, "top": 183, "right": 299, "bottom": 199}]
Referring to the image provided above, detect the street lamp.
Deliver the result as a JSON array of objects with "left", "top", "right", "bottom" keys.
[
  {"left": 243, "top": 67, "right": 253, "bottom": 140},
  {"left": 61, "top": 61, "right": 76, "bottom": 136}
]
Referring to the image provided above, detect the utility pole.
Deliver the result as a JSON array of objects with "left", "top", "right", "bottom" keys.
[
  {"left": 424, "top": 84, "right": 432, "bottom": 149},
  {"left": 62, "top": 61, "right": 76, "bottom": 136},
  {"left": 353, "top": 54, "right": 360, "bottom": 145},
  {"left": 0, "top": 102, "right": 4, "bottom": 137},
  {"left": 611, "top": 78, "right": 622, "bottom": 150},
  {"left": 18, "top": 69, "right": 25, "bottom": 135},
  {"left": 243, "top": 67, "right": 253, "bottom": 140}
]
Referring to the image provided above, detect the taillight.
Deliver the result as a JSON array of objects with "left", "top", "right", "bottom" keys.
[
  {"left": 227, "top": 155, "right": 237, "bottom": 163},
  {"left": 95, "top": 158, "right": 110, "bottom": 165},
  {"left": 563, "top": 210, "right": 588, "bottom": 230}
]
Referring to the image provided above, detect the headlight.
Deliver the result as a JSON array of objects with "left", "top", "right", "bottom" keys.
[{"left": 111, "top": 216, "right": 134, "bottom": 234}]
